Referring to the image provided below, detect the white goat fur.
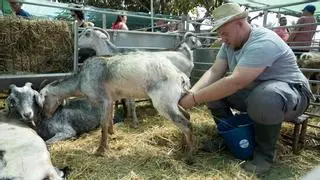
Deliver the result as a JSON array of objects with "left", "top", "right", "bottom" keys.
[
  {"left": 78, "top": 28, "right": 196, "bottom": 127},
  {"left": 78, "top": 28, "right": 196, "bottom": 77},
  {"left": 0, "top": 111, "right": 62, "bottom": 179},
  {"left": 39, "top": 52, "right": 194, "bottom": 156},
  {"left": 302, "top": 166, "right": 320, "bottom": 180}
]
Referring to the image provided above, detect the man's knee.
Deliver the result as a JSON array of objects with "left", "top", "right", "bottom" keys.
[{"left": 247, "top": 86, "right": 285, "bottom": 125}]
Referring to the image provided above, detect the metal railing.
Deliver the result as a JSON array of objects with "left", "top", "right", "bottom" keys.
[{"left": 0, "top": 1, "right": 199, "bottom": 91}]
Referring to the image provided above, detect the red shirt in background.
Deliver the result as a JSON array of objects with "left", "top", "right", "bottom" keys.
[
  {"left": 112, "top": 22, "right": 128, "bottom": 30},
  {"left": 288, "top": 16, "right": 317, "bottom": 46}
]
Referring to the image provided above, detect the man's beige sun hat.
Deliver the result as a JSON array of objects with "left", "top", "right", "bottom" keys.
[{"left": 211, "top": 3, "right": 248, "bottom": 31}]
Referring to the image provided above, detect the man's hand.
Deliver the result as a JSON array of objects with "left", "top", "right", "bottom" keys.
[{"left": 179, "top": 93, "right": 197, "bottom": 109}]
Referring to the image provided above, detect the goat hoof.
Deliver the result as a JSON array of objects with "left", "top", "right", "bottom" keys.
[
  {"left": 95, "top": 146, "right": 108, "bottom": 156},
  {"left": 184, "top": 155, "right": 195, "bottom": 165},
  {"left": 132, "top": 123, "right": 139, "bottom": 129},
  {"left": 108, "top": 127, "right": 114, "bottom": 135}
]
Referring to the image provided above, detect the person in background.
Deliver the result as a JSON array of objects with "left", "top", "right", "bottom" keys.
[
  {"left": 287, "top": 4, "right": 317, "bottom": 59},
  {"left": 154, "top": 19, "right": 168, "bottom": 32},
  {"left": 179, "top": 3, "right": 312, "bottom": 175},
  {"left": 112, "top": 15, "right": 128, "bottom": 30},
  {"left": 9, "top": 0, "right": 31, "bottom": 19},
  {"left": 273, "top": 17, "right": 290, "bottom": 42},
  {"left": 167, "top": 22, "right": 177, "bottom": 32},
  {"left": 71, "top": 9, "right": 94, "bottom": 28},
  {"left": 71, "top": 9, "right": 95, "bottom": 63}
]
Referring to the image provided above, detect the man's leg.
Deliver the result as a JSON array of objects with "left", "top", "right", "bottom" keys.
[
  {"left": 203, "top": 89, "right": 251, "bottom": 152},
  {"left": 243, "top": 81, "right": 309, "bottom": 175},
  {"left": 207, "top": 100, "right": 234, "bottom": 123},
  {"left": 207, "top": 89, "right": 251, "bottom": 122}
]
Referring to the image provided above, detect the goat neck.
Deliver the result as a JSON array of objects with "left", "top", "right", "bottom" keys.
[
  {"left": 95, "top": 39, "right": 118, "bottom": 56},
  {"left": 48, "top": 75, "right": 81, "bottom": 99}
]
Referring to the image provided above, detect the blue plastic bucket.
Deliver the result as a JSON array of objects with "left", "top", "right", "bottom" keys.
[{"left": 217, "top": 114, "right": 255, "bottom": 160}]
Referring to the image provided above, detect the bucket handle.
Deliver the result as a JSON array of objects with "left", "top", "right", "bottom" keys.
[
  {"left": 212, "top": 114, "right": 237, "bottom": 129},
  {"left": 216, "top": 119, "right": 237, "bottom": 129}
]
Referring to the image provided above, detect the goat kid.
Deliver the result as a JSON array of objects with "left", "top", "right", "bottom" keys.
[
  {"left": 39, "top": 54, "right": 194, "bottom": 157},
  {"left": 6, "top": 82, "right": 101, "bottom": 144}
]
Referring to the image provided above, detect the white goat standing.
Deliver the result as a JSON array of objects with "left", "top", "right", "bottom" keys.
[
  {"left": 77, "top": 27, "right": 199, "bottom": 127},
  {"left": 39, "top": 52, "right": 194, "bottom": 157}
]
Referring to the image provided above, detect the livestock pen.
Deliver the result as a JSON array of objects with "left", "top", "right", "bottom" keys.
[{"left": 0, "top": 0, "right": 320, "bottom": 179}]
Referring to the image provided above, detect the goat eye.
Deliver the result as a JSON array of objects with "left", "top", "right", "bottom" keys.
[{"left": 85, "top": 32, "right": 90, "bottom": 37}]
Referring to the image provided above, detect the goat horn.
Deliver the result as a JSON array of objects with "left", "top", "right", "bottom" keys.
[
  {"left": 45, "top": 80, "right": 59, "bottom": 88},
  {"left": 39, "top": 79, "right": 49, "bottom": 90},
  {"left": 92, "top": 27, "right": 111, "bottom": 40},
  {"left": 78, "top": 27, "right": 95, "bottom": 38},
  {"left": 183, "top": 32, "right": 196, "bottom": 41},
  {"left": 78, "top": 28, "right": 86, "bottom": 38}
]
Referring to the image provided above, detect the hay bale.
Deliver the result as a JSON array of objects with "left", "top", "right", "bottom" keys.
[{"left": 0, "top": 17, "right": 74, "bottom": 74}]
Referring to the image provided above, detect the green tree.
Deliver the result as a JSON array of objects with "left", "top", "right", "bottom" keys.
[
  {"left": 59, "top": 0, "right": 224, "bottom": 32},
  {"left": 59, "top": 0, "right": 223, "bottom": 16}
]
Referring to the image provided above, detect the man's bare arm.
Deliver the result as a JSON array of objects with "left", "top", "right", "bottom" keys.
[
  {"left": 190, "top": 58, "right": 228, "bottom": 92},
  {"left": 194, "top": 65, "right": 266, "bottom": 104}
]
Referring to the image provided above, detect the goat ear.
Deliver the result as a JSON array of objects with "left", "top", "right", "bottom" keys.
[
  {"left": 9, "top": 84, "right": 16, "bottom": 91},
  {"left": 5, "top": 96, "right": 14, "bottom": 109},
  {"left": 33, "top": 91, "right": 44, "bottom": 108}
]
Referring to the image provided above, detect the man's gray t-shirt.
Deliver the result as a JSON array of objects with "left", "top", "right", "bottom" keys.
[{"left": 217, "top": 26, "right": 310, "bottom": 89}]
